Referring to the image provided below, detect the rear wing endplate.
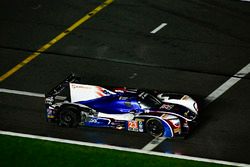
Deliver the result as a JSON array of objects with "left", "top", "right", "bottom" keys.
[{"left": 45, "top": 73, "right": 80, "bottom": 97}]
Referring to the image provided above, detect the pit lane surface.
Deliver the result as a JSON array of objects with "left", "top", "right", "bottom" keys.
[{"left": 1, "top": 0, "right": 250, "bottom": 164}]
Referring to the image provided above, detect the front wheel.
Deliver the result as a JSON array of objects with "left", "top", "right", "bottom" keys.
[
  {"left": 146, "top": 118, "right": 164, "bottom": 137},
  {"left": 59, "top": 106, "right": 79, "bottom": 127}
]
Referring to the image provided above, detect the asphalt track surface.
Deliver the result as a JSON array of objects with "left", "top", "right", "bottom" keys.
[{"left": 1, "top": 0, "right": 250, "bottom": 164}]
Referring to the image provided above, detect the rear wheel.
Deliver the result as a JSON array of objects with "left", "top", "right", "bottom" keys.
[
  {"left": 146, "top": 118, "right": 164, "bottom": 137},
  {"left": 59, "top": 106, "right": 80, "bottom": 127}
]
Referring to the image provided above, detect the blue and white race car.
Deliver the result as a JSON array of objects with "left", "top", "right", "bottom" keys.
[{"left": 45, "top": 74, "right": 199, "bottom": 138}]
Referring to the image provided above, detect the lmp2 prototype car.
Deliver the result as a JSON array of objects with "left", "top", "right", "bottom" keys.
[{"left": 45, "top": 74, "right": 199, "bottom": 138}]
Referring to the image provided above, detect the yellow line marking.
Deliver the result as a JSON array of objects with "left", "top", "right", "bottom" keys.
[{"left": 0, "top": 0, "right": 114, "bottom": 82}]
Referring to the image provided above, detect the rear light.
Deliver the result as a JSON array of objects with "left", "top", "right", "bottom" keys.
[{"left": 193, "top": 102, "right": 198, "bottom": 112}]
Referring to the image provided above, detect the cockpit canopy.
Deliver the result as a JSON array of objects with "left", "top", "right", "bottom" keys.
[{"left": 138, "top": 92, "right": 162, "bottom": 109}]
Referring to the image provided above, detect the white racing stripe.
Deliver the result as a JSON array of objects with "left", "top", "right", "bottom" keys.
[
  {"left": 150, "top": 23, "right": 167, "bottom": 34},
  {"left": 0, "top": 130, "right": 248, "bottom": 167},
  {"left": 0, "top": 88, "right": 45, "bottom": 98}
]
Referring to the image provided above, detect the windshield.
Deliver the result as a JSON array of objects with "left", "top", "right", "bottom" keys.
[{"left": 138, "top": 92, "right": 161, "bottom": 109}]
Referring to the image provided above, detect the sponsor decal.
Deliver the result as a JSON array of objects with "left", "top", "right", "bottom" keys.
[
  {"left": 135, "top": 119, "right": 144, "bottom": 132},
  {"left": 89, "top": 118, "right": 98, "bottom": 123},
  {"left": 128, "top": 121, "right": 138, "bottom": 132},
  {"left": 160, "top": 104, "right": 174, "bottom": 110},
  {"left": 71, "top": 84, "right": 91, "bottom": 89},
  {"left": 138, "top": 121, "right": 144, "bottom": 132}
]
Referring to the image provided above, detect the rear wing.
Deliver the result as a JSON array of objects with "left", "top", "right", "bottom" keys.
[{"left": 45, "top": 73, "right": 80, "bottom": 98}]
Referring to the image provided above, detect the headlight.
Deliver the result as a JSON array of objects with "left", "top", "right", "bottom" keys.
[{"left": 193, "top": 102, "right": 198, "bottom": 112}]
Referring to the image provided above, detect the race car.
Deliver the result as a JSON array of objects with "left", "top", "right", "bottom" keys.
[{"left": 45, "top": 74, "right": 199, "bottom": 138}]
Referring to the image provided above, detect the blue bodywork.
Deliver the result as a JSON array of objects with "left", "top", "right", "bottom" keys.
[
  {"left": 72, "top": 91, "right": 175, "bottom": 137},
  {"left": 77, "top": 93, "right": 143, "bottom": 114}
]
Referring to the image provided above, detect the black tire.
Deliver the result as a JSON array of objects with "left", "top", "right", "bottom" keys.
[
  {"left": 59, "top": 106, "right": 80, "bottom": 127},
  {"left": 146, "top": 118, "right": 164, "bottom": 137}
]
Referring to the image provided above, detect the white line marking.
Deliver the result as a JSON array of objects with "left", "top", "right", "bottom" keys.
[
  {"left": 143, "top": 63, "right": 250, "bottom": 151},
  {"left": 240, "top": 0, "right": 250, "bottom": 2},
  {"left": 0, "top": 88, "right": 45, "bottom": 98},
  {"left": 0, "top": 130, "right": 248, "bottom": 167},
  {"left": 142, "top": 137, "right": 166, "bottom": 151},
  {"left": 150, "top": 23, "right": 167, "bottom": 34},
  {"left": 205, "top": 63, "right": 250, "bottom": 104}
]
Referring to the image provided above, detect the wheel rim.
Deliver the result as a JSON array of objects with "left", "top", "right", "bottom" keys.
[
  {"left": 64, "top": 114, "right": 72, "bottom": 122},
  {"left": 60, "top": 109, "right": 77, "bottom": 127},
  {"left": 147, "top": 119, "right": 164, "bottom": 137}
]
